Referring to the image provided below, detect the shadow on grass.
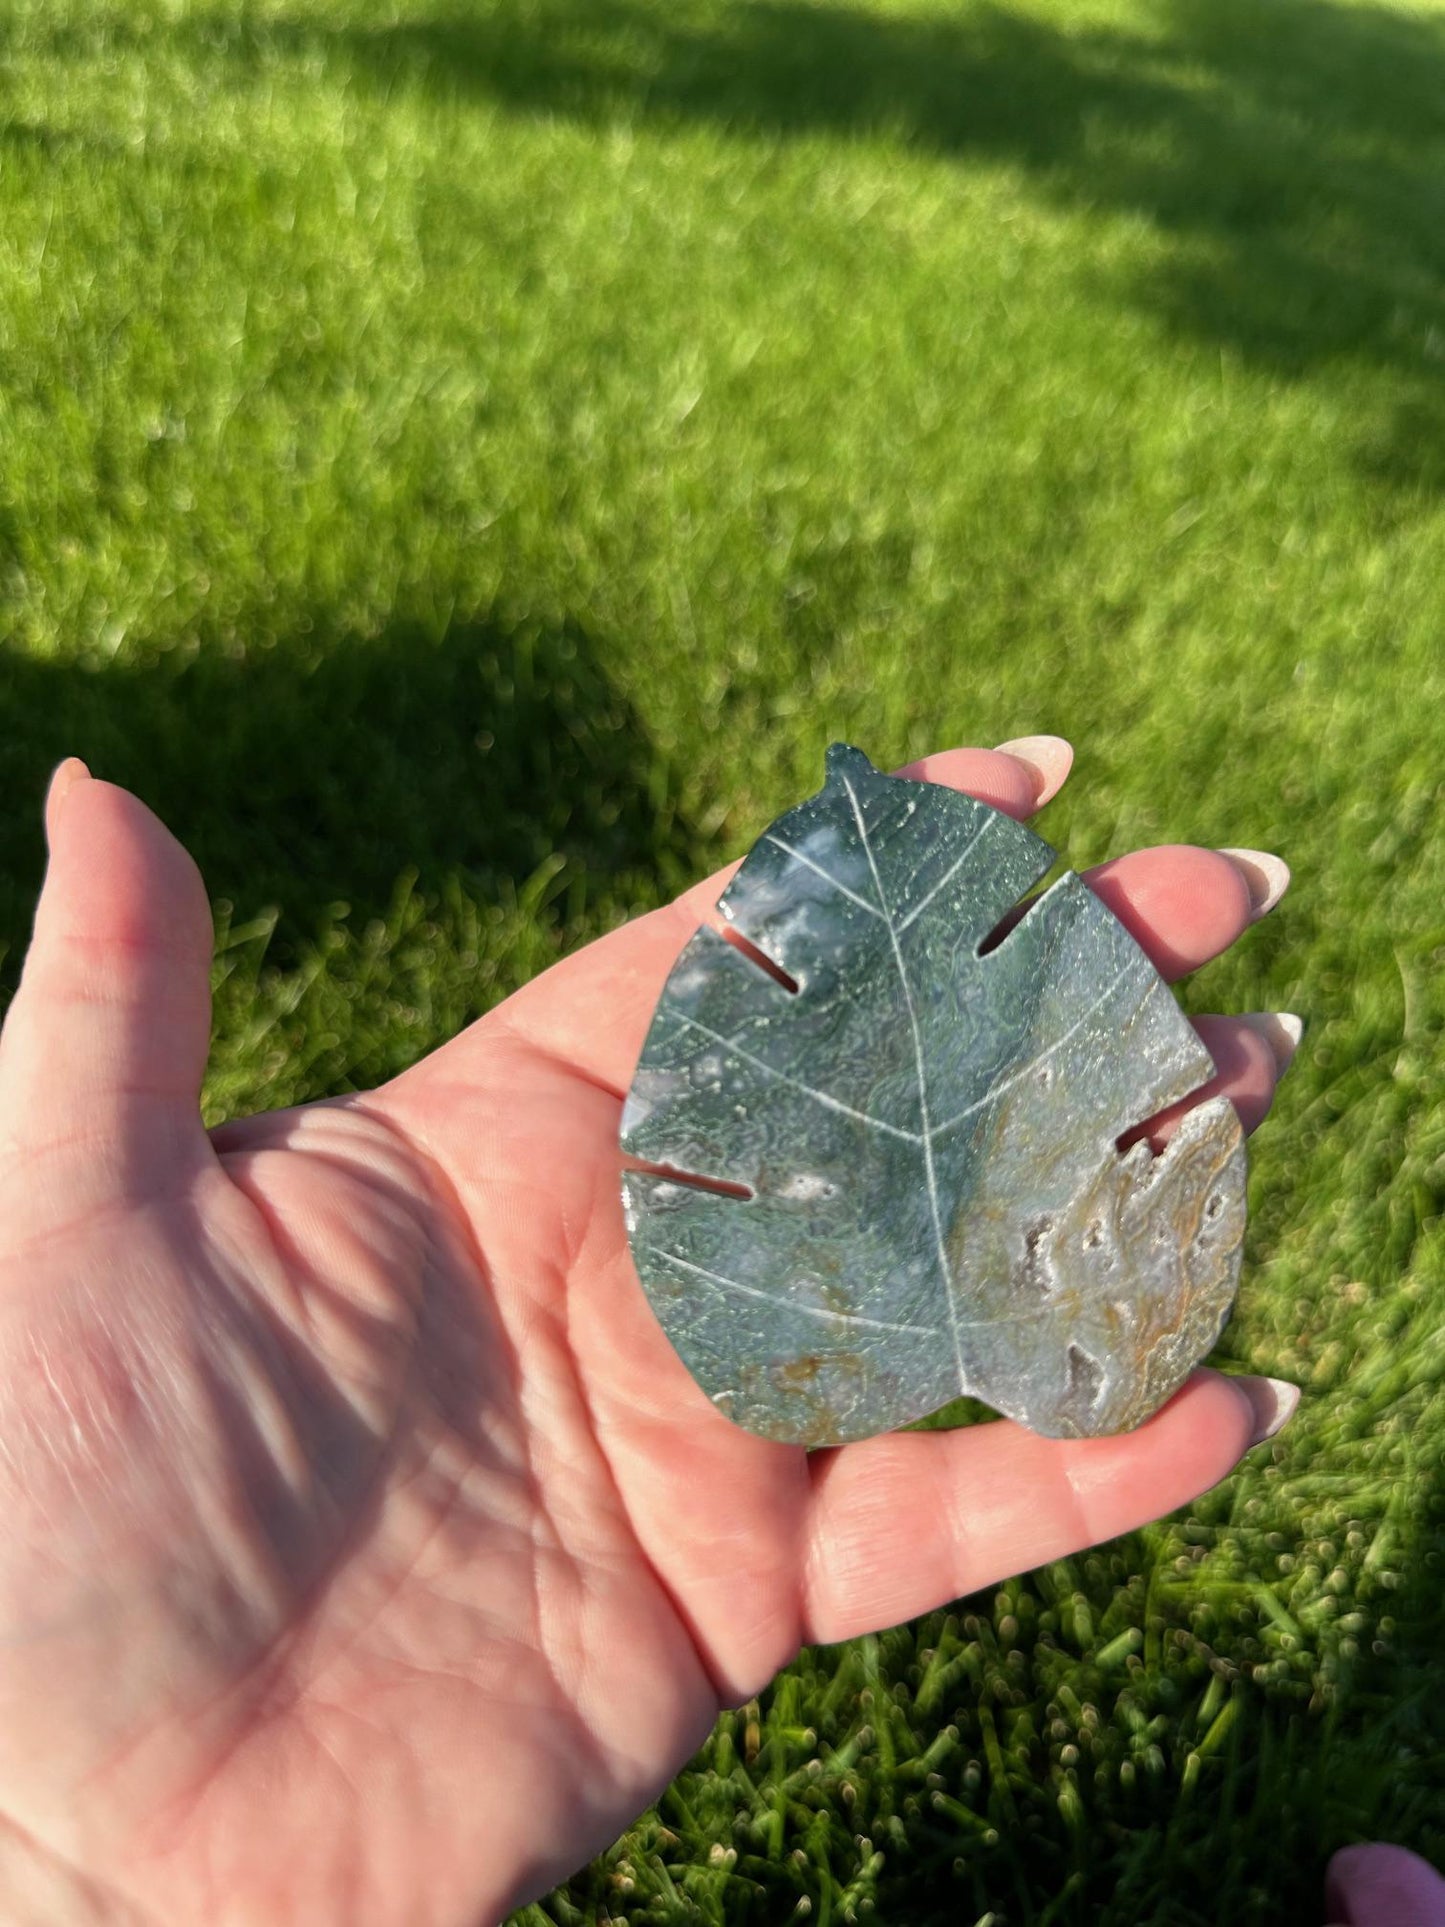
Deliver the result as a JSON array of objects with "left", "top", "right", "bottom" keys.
[
  {"left": 65, "top": 0, "right": 1432, "bottom": 495},
  {"left": 0, "top": 611, "right": 699, "bottom": 998},
  {"left": 11, "top": 0, "right": 1445, "bottom": 487}
]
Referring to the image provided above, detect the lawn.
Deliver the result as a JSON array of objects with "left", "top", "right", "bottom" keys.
[{"left": 1, "top": 0, "right": 1443, "bottom": 1918}]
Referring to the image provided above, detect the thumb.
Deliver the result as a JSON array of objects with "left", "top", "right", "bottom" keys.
[{"left": 0, "top": 762, "right": 214, "bottom": 1183}]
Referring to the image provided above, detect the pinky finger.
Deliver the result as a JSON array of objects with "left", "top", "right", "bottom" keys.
[{"left": 800, "top": 1369, "right": 1297, "bottom": 1645}]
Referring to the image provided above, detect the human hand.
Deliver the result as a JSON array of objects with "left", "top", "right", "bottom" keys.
[{"left": 0, "top": 741, "right": 1298, "bottom": 1925}]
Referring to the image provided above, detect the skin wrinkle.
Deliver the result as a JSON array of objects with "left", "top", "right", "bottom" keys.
[
  {"left": 297, "top": 1460, "right": 490, "bottom": 1695},
  {"left": 343, "top": 1086, "right": 639, "bottom": 1818},
  {"left": 289, "top": 1711, "right": 368, "bottom": 1924},
  {"left": 192, "top": 1277, "right": 328, "bottom": 1491},
  {"left": 82, "top": 1618, "right": 297, "bottom": 1854},
  {"left": 492, "top": 1007, "right": 629, "bottom": 1109},
  {"left": 799, "top": 1446, "right": 859, "bottom": 1639},
  {"left": 931, "top": 1435, "right": 988, "bottom": 1616},
  {"left": 0, "top": 1295, "right": 154, "bottom": 1534},
  {"left": 200, "top": 1174, "right": 326, "bottom": 1347},
  {"left": 35, "top": 929, "right": 214, "bottom": 982},
  {"left": 560, "top": 1233, "right": 754, "bottom": 1707},
  {"left": 176, "top": 1268, "right": 374, "bottom": 1638},
  {"left": 806, "top": 1440, "right": 907, "bottom": 1636},
  {"left": 4, "top": 1125, "right": 201, "bottom": 1194},
  {"left": 805, "top": 1439, "right": 903, "bottom": 1640},
  {"left": 206, "top": 1159, "right": 422, "bottom": 1408},
  {"left": 157, "top": 1723, "right": 347, "bottom": 1927},
  {"left": 548, "top": 1196, "right": 717, "bottom": 1711},
  {"left": 72, "top": 1116, "right": 505, "bottom": 1887},
  {"left": 22, "top": 1086, "right": 739, "bottom": 1849},
  {"left": 122, "top": 1507, "right": 504, "bottom": 1908},
  {"left": 211, "top": 1179, "right": 454, "bottom": 1587},
  {"left": 17, "top": 1085, "right": 212, "bottom": 1124},
  {"left": 0, "top": 1810, "right": 160, "bottom": 1927},
  {"left": 1047, "top": 1437, "right": 1101, "bottom": 1562},
  {"left": 7, "top": 1125, "right": 209, "bottom": 1217}
]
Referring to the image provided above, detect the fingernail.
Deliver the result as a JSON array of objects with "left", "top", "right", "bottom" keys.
[
  {"left": 1217, "top": 847, "right": 1291, "bottom": 921},
  {"left": 993, "top": 735, "right": 1074, "bottom": 807},
  {"left": 44, "top": 758, "right": 91, "bottom": 846},
  {"left": 1235, "top": 1012, "right": 1304, "bottom": 1072},
  {"left": 1235, "top": 1374, "right": 1301, "bottom": 1446}
]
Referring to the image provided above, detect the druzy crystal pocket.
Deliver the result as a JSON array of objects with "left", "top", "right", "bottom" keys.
[{"left": 620, "top": 745, "right": 1245, "bottom": 1444}]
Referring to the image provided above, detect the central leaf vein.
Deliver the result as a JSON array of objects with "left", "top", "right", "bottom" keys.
[{"left": 844, "top": 775, "right": 971, "bottom": 1397}]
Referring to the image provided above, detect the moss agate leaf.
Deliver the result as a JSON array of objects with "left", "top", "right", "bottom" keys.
[{"left": 620, "top": 744, "right": 1246, "bottom": 1444}]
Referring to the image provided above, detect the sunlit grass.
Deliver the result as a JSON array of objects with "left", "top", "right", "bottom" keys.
[{"left": 2, "top": 0, "right": 1443, "bottom": 1916}]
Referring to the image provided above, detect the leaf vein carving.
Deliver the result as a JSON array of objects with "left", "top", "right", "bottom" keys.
[
  {"left": 669, "top": 1011, "right": 922, "bottom": 1143},
  {"left": 844, "top": 775, "right": 969, "bottom": 1394},
  {"left": 930, "top": 960, "right": 1137, "bottom": 1140},
  {"left": 896, "top": 813, "right": 1000, "bottom": 932},
  {"left": 763, "top": 834, "right": 885, "bottom": 917},
  {"left": 658, "top": 1250, "right": 939, "bottom": 1335}
]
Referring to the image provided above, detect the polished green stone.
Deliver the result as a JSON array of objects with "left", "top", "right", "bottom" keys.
[{"left": 621, "top": 745, "right": 1246, "bottom": 1443}]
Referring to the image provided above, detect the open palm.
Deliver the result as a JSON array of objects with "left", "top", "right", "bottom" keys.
[{"left": 0, "top": 743, "right": 1299, "bottom": 1927}]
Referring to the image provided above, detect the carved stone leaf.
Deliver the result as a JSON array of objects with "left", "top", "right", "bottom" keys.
[{"left": 620, "top": 744, "right": 1246, "bottom": 1444}]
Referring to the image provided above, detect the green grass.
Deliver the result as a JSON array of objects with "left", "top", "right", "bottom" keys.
[{"left": 2, "top": 0, "right": 1444, "bottom": 1916}]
